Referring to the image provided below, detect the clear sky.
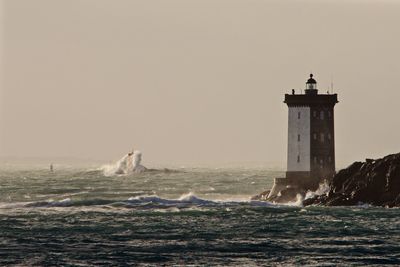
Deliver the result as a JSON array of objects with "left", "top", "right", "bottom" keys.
[{"left": 1, "top": 0, "right": 400, "bottom": 166}]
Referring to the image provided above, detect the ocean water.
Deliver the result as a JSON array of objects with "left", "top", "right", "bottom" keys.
[{"left": 0, "top": 165, "right": 399, "bottom": 266}]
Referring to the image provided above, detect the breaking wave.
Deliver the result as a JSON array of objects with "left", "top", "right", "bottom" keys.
[
  {"left": 101, "top": 150, "right": 147, "bottom": 176},
  {"left": 0, "top": 192, "right": 305, "bottom": 210},
  {"left": 304, "top": 181, "right": 330, "bottom": 200},
  {"left": 126, "top": 192, "right": 215, "bottom": 206}
]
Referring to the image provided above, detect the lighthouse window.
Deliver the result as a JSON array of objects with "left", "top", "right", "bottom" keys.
[
  {"left": 320, "top": 111, "right": 324, "bottom": 120},
  {"left": 320, "top": 133, "right": 325, "bottom": 142},
  {"left": 298, "top": 134, "right": 300, "bottom": 141},
  {"left": 328, "top": 156, "right": 332, "bottom": 163},
  {"left": 328, "top": 133, "right": 332, "bottom": 140},
  {"left": 297, "top": 155, "right": 300, "bottom": 163},
  {"left": 298, "top": 112, "right": 301, "bottom": 119},
  {"left": 313, "top": 133, "right": 317, "bottom": 140}
]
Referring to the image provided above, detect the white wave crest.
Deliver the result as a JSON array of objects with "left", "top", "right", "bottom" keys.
[
  {"left": 127, "top": 192, "right": 214, "bottom": 206},
  {"left": 0, "top": 193, "right": 304, "bottom": 211},
  {"left": 25, "top": 198, "right": 72, "bottom": 207},
  {"left": 126, "top": 192, "right": 283, "bottom": 208},
  {"left": 286, "top": 194, "right": 304, "bottom": 207},
  {"left": 305, "top": 181, "right": 330, "bottom": 200},
  {"left": 102, "top": 150, "right": 147, "bottom": 176}
]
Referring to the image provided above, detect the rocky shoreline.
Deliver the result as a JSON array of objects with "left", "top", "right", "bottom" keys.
[
  {"left": 304, "top": 153, "right": 400, "bottom": 207},
  {"left": 254, "top": 153, "right": 400, "bottom": 207}
]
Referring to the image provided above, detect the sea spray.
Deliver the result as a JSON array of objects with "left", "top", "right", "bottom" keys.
[
  {"left": 285, "top": 194, "right": 304, "bottom": 207},
  {"left": 304, "top": 181, "right": 330, "bottom": 200},
  {"left": 102, "top": 151, "right": 147, "bottom": 176}
]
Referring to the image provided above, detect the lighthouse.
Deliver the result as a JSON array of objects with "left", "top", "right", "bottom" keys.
[{"left": 268, "top": 74, "right": 338, "bottom": 200}]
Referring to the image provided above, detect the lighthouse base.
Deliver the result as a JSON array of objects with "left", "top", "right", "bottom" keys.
[{"left": 266, "top": 174, "right": 325, "bottom": 203}]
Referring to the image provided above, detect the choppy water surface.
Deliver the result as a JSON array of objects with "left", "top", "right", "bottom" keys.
[{"left": 0, "top": 166, "right": 399, "bottom": 266}]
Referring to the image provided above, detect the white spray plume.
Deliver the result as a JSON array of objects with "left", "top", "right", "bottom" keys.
[
  {"left": 304, "top": 181, "right": 330, "bottom": 200},
  {"left": 102, "top": 150, "right": 147, "bottom": 176}
]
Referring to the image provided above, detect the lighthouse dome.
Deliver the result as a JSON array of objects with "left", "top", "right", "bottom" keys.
[
  {"left": 305, "top": 73, "right": 317, "bottom": 91},
  {"left": 306, "top": 74, "right": 316, "bottom": 84}
]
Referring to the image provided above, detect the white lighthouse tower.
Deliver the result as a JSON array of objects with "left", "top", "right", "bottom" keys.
[{"left": 268, "top": 74, "right": 338, "bottom": 200}]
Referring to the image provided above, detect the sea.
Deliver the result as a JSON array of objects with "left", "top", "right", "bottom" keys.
[{"left": 0, "top": 163, "right": 399, "bottom": 266}]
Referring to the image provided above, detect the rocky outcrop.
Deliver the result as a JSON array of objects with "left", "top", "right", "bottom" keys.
[
  {"left": 250, "top": 190, "right": 270, "bottom": 201},
  {"left": 304, "top": 153, "right": 400, "bottom": 207}
]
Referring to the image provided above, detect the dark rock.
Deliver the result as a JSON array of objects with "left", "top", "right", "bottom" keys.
[
  {"left": 251, "top": 190, "right": 270, "bottom": 201},
  {"left": 305, "top": 153, "right": 400, "bottom": 207}
]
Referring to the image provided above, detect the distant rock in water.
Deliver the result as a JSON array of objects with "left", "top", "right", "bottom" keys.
[
  {"left": 102, "top": 151, "right": 147, "bottom": 176},
  {"left": 100, "top": 151, "right": 183, "bottom": 176},
  {"left": 304, "top": 153, "right": 400, "bottom": 207}
]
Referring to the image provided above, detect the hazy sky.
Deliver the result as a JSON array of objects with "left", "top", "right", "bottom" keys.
[{"left": 1, "top": 0, "right": 400, "bottom": 166}]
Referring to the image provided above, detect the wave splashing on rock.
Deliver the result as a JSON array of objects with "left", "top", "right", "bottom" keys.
[{"left": 304, "top": 153, "right": 400, "bottom": 207}]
